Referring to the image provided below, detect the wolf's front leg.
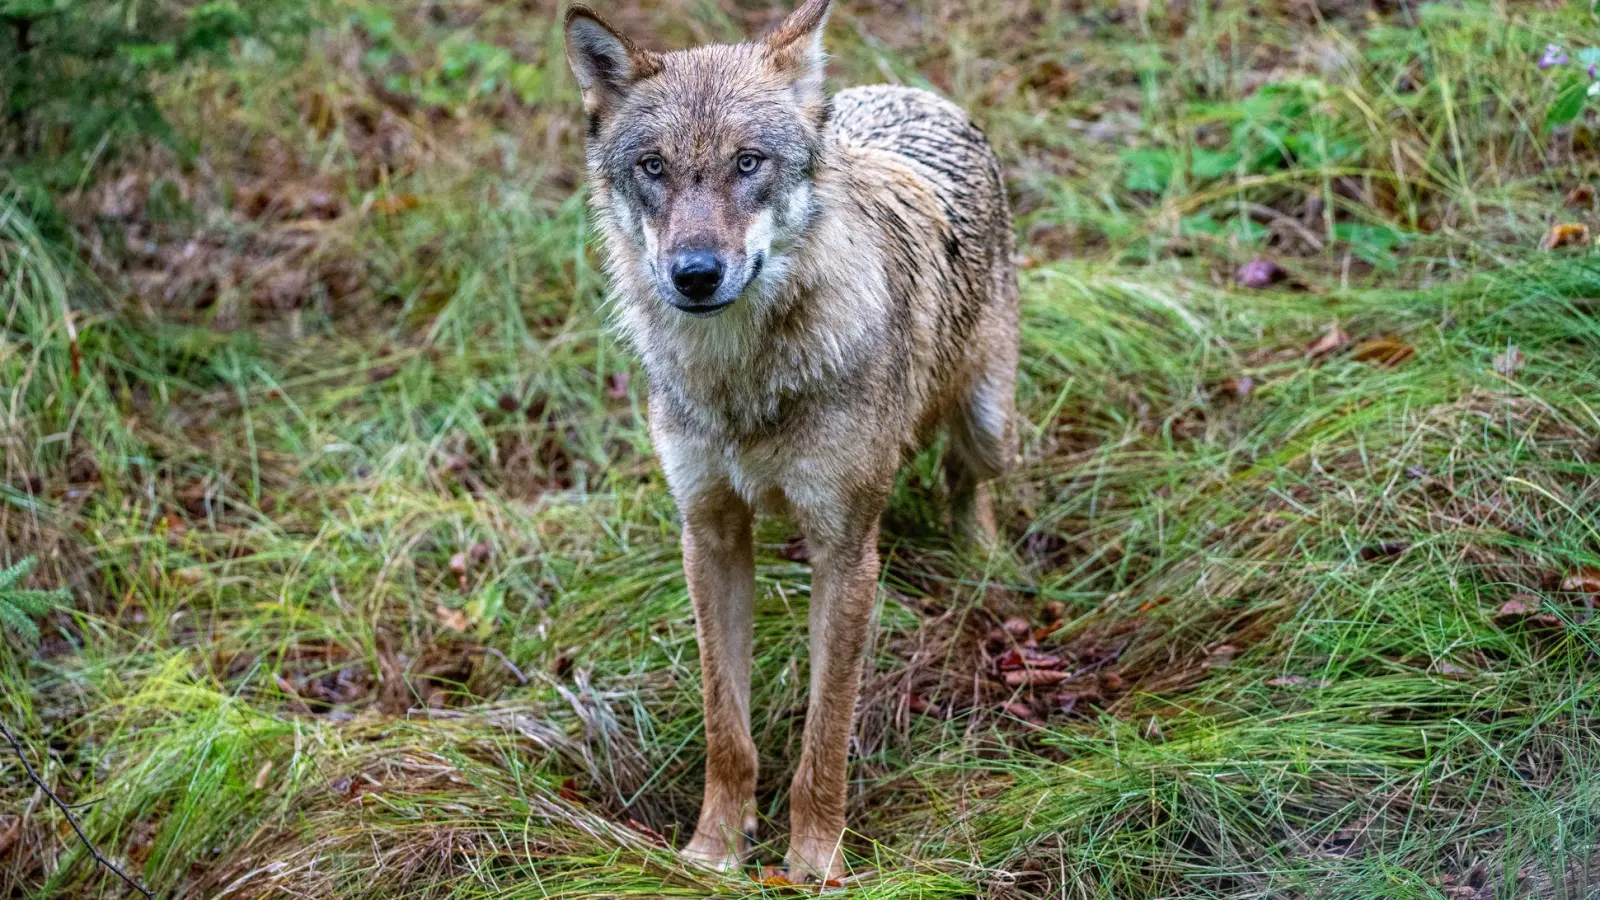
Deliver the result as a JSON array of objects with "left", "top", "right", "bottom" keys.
[
  {"left": 678, "top": 483, "right": 759, "bottom": 871},
  {"left": 786, "top": 506, "right": 883, "bottom": 883}
]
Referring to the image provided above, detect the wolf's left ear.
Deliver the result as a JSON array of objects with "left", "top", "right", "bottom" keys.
[
  {"left": 565, "top": 5, "right": 661, "bottom": 123},
  {"left": 764, "top": 0, "right": 831, "bottom": 110}
]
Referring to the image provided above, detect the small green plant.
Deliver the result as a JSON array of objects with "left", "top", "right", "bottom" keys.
[
  {"left": 1541, "top": 45, "right": 1600, "bottom": 129},
  {"left": 0, "top": 556, "right": 68, "bottom": 644}
]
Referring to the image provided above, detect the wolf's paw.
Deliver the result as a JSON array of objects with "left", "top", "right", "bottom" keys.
[
  {"left": 784, "top": 834, "right": 844, "bottom": 885},
  {"left": 682, "top": 820, "right": 752, "bottom": 874}
]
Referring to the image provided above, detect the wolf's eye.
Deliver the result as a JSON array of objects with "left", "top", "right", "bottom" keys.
[
  {"left": 639, "top": 156, "right": 664, "bottom": 177},
  {"left": 736, "top": 152, "right": 763, "bottom": 174}
]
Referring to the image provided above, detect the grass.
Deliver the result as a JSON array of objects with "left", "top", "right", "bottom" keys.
[{"left": 3, "top": 0, "right": 1600, "bottom": 897}]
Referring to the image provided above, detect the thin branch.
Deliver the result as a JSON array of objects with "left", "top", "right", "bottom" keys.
[{"left": 0, "top": 717, "right": 156, "bottom": 899}]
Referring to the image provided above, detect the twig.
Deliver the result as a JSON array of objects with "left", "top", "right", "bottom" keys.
[
  {"left": 0, "top": 717, "right": 156, "bottom": 899},
  {"left": 478, "top": 646, "right": 529, "bottom": 685}
]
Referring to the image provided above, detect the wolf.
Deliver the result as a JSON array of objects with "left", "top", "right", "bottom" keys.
[{"left": 564, "top": 0, "right": 1019, "bottom": 880}]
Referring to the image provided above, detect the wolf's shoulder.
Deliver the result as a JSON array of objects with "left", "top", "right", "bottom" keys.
[{"left": 829, "top": 85, "right": 992, "bottom": 157}]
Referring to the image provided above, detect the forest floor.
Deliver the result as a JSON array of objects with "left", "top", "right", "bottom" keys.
[{"left": 4, "top": 0, "right": 1600, "bottom": 897}]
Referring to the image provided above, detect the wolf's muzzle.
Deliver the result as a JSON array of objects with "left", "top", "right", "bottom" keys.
[{"left": 670, "top": 251, "right": 725, "bottom": 302}]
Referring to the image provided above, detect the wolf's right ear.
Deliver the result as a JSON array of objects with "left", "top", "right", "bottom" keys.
[{"left": 565, "top": 6, "right": 661, "bottom": 123}]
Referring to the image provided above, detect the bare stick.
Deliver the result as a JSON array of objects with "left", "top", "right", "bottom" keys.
[{"left": 0, "top": 717, "right": 156, "bottom": 899}]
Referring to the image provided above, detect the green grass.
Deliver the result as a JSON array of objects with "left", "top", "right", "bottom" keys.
[{"left": 3, "top": 0, "right": 1600, "bottom": 897}]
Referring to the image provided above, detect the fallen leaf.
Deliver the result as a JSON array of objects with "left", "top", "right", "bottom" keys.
[
  {"left": 373, "top": 194, "right": 419, "bottom": 214},
  {"left": 1001, "top": 701, "right": 1039, "bottom": 720},
  {"left": 1495, "top": 595, "right": 1540, "bottom": 620},
  {"left": 1100, "top": 671, "right": 1125, "bottom": 691},
  {"left": 1560, "top": 567, "right": 1600, "bottom": 594},
  {"left": 1003, "top": 616, "right": 1032, "bottom": 640},
  {"left": 1540, "top": 222, "right": 1591, "bottom": 251},
  {"left": 435, "top": 602, "right": 469, "bottom": 633},
  {"left": 627, "top": 817, "right": 668, "bottom": 846},
  {"left": 1217, "top": 375, "right": 1254, "bottom": 398},
  {"left": 755, "top": 870, "right": 799, "bottom": 887},
  {"left": 253, "top": 760, "right": 274, "bottom": 790},
  {"left": 558, "top": 777, "right": 584, "bottom": 804},
  {"left": 996, "top": 648, "right": 1064, "bottom": 671},
  {"left": 1032, "top": 620, "right": 1064, "bottom": 643},
  {"left": 1493, "top": 346, "right": 1526, "bottom": 378},
  {"left": 1307, "top": 324, "right": 1351, "bottom": 358},
  {"left": 1004, "top": 668, "right": 1073, "bottom": 687},
  {"left": 1236, "top": 258, "right": 1286, "bottom": 289},
  {"left": 1566, "top": 184, "right": 1596, "bottom": 208},
  {"left": 1206, "top": 643, "right": 1240, "bottom": 666},
  {"left": 1351, "top": 337, "right": 1415, "bottom": 368}
]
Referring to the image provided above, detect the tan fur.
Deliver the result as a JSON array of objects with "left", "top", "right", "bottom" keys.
[{"left": 566, "top": 0, "right": 1019, "bottom": 881}]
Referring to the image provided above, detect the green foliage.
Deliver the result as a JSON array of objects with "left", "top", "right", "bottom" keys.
[
  {"left": 0, "top": 0, "right": 311, "bottom": 194},
  {"left": 0, "top": 556, "right": 67, "bottom": 644},
  {"left": 350, "top": 2, "right": 551, "bottom": 109}
]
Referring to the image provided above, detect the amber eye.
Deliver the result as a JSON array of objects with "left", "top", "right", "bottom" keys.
[
  {"left": 640, "top": 155, "right": 664, "bottom": 177},
  {"left": 736, "top": 152, "right": 762, "bottom": 174}
]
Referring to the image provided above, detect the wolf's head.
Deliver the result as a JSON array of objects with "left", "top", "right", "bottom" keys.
[{"left": 565, "top": 0, "right": 831, "bottom": 318}]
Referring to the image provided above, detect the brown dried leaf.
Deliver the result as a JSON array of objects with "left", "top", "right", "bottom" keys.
[
  {"left": 1003, "top": 668, "right": 1073, "bottom": 687},
  {"left": 1217, "top": 375, "right": 1254, "bottom": 398},
  {"left": 1001, "top": 701, "right": 1040, "bottom": 720},
  {"left": 1494, "top": 595, "right": 1540, "bottom": 620},
  {"left": 1560, "top": 567, "right": 1600, "bottom": 594},
  {"left": 1540, "top": 222, "right": 1591, "bottom": 251},
  {"left": 1351, "top": 338, "right": 1415, "bottom": 368},
  {"left": 435, "top": 603, "right": 469, "bottom": 633},
  {"left": 373, "top": 194, "right": 419, "bottom": 215},
  {"left": 1306, "top": 324, "right": 1351, "bottom": 358}
]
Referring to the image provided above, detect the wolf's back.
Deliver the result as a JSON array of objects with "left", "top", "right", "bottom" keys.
[{"left": 828, "top": 84, "right": 1016, "bottom": 428}]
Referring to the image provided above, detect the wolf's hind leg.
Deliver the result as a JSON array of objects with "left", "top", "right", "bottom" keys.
[{"left": 945, "top": 362, "right": 1016, "bottom": 549}]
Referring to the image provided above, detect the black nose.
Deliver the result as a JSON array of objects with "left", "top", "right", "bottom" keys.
[{"left": 670, "top": 251, "right": 724, "bottom": 302}]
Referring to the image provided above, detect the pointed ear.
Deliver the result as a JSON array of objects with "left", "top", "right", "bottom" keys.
[
  {"left": 763, "top": 0, "right": 830, "bottom": 108},
  {"left": 565, "top": 5, "right": 661, "bottom": 122}
]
